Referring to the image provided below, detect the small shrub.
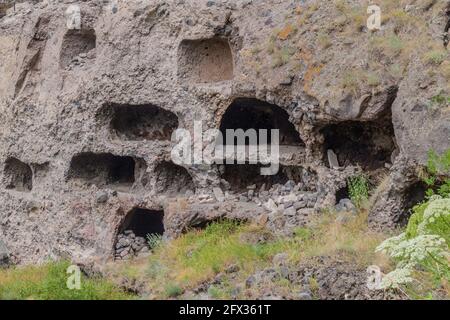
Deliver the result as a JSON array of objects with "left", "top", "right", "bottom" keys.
[
  {"left": 427, "top": 149, "right": 450, "bottom": 176},
  {"left": 422, "top": 149, "right": 450, "bottom": 197},
  {"left": 334, "top": 0, "right": 350, "bottom": 14},
  {"left": 250, "top": 46, "right": 261, "bottom": 56},
  {"left": 342, "top": 70, "right": 362, "bottom": 95},
  {"left": 367, "top": 72, "right": 381, "bottom": 87},
  {"left": 317, "top": 33, "right": 332, "bottom": 49},
  {"left": 165, "top": 283, "right": 183, "bottom": 298},
  {"left": 387, "top": 35, "right": 405, "bottom": 55},
  {"left": 389, "top": 63, "right": 405, "bottom": 79},
  {"left": 207, "top": 285, "right": 223, "bottom": 299},
  {"left": 348, "top": 175, "right": 370, "bottom": 209},
  {"left": 424, "top": 50, "right": 447, "bottom": 65},
  {"left": 272, "top": 46, "right": 295, "bottom": 68},
  {"left": 429, "top": 93, "right": 450, "bottom": 108},
  {"left": 389, "top": 9, "right": 418, "bottom": 31}
]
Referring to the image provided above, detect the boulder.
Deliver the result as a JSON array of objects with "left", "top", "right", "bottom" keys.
[
  {"left": 213, "top": 187, "right": 225, "bottom": 202},
  {"left": 327, "top": 149, "right": 340, "bottom": 169},
  {"left": 335, "top": 198, "right": 357, "bottom": 214},
  {"left": 65, "top": 5, "right": 81, "bottom": 30}
]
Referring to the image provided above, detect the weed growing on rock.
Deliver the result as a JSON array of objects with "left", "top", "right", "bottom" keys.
[
  {"left": 348, "top": 175, "right": 370, "bottom": 209},
  {"left": 421, "top": 149, "right": 450, "bottom": 197},
  {"left": 147, "top": 233, "right": 162, "bottom": 249},
  {"left": 165, "top": 283, "right": 183, "bottom": 298},
  {"left": 424, "top": 50, "right": 448, "bottom": 66}
]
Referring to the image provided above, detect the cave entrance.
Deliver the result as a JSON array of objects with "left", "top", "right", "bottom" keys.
[
  {"left": 68, "top": 153, "right": 136, "bottom": 189},
  {"left": 220, "top": 164, "right": 317, "bottom": 192},
  {"left": 115, "top": 208, "right": 164, "bottom": 260},
  {"left": 154, "top": 161, "right": 195, "bottom": 196},
  {"left": 3, "top": 158, "right": 33, "bottom": 192},
  {"left": 321, "top": 114, "right": 396, "bottom": 171},
  {"left": 178, "top": 37, "right": 233, "bottom": 83},
  {"left": 219, "top": 98, "right": 304, "bottom": 146},
  {"left": 105, "top": 103, "right": 179, "bottom": 141},
  {"left": 398, "top": 181, "right": 428, "bottom": 226},
  {"left": 60, "top": 29, "right": 96, "bottom": 69},
  {"left": 120, "top": 208, "right": 165, "bottom": 238},
  {"left": 335, "top": 185, "right": 350, "bottom": 204}
]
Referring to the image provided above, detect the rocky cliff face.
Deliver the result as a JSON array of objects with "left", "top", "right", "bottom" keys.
[{"left": 0, "top": 0, "right": 449, "bottom": 265}]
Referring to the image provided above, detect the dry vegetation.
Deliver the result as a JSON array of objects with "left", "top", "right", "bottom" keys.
[
  {"left": 249, "top": 0, "right": 449, "bottom": 100},
  {"left": 105, "top": 208, "right": 392, "bottom": 299}
]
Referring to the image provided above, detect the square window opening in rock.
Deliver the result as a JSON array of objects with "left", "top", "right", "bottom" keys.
[
  {"left": 60, "top": 29, "right": 96, "bottom": 69},
  {"left": 178, "top": 38, "right": 234, "bottom": 83},
  {"left": 68, "top": 153, "right": 136, "bottom": 189}
]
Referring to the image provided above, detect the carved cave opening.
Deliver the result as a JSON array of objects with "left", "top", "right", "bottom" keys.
[
  {"left": 3, "top": 157, "right": 33, "bottom": 192},
  {"left": 220, "top": 163, "right": 317, "bottom": 193},
  {"left": 219, "top": 98, "right": 304, "bottom": 146},
  {"left": 321, "top": 116, "right": 396, "bottom": 171},
  {"left": 106, "top": 103, "right": 179, "bottom": 141},
  {"left": 178, "top": 37, "right": 234, "bottom": 83},
  {"left": 68, "top": 153, "right": 137, "bottom": 189},
  {"left": 60, "top": 29, "right": 96, "bottom": 69},
  {"left": 115, "top": 208, "right": 164, "bottom": 260},
  {"left": 154, "top": 161, "right": 195, "bottom": 196}
]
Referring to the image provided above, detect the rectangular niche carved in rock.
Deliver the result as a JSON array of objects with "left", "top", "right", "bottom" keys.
[
  {"left": 60, "top": 29, "right": 96, "bottom": 69},
  {"left": 102, "top": 103, "right": 179, "bottom": 141},
  {"left": 2, "top": 157, "right": 33, "bottom": 192},
  {"left": 178, "top": 38, "right": 234, "bottom": 83},
  {"left": 220, "top": 163, "right": 317, "bottom": 193},
  {"left": 321, "top": 117, "right": 396, "bottom": 171},
  {"left": 67, "top": 152, "right": 138, "bottom": 190}
]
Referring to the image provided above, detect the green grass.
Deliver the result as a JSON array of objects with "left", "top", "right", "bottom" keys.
[
  {"left": 146, "top": 221, "right": 286, "bottom": 289},
  {"left": 107, "top": 214, "right": 390, "bottom": 299},
  {"left": 0, "top": 261, "right": 132, "bottom": 300}
]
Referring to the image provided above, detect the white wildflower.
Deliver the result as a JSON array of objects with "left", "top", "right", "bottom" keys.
[
  {"left": 418, "top": 198, "right": 450, "bottom": 234},
  {"left": 380, "top": 268, "right": 414, "bottom": 289},
  {"left": 377, "top": 234, "right": 448, "bottom": 268},
  {"left": 376, "top": 233, "right": 406, "bottom": 255}
]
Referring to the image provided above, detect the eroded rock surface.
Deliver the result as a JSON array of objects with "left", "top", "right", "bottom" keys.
[{"left": 0, "top": 0, "right": 449, "bottom": 264}]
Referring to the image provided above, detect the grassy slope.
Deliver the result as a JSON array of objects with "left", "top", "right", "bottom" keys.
[
  {"left": 106, "top": 211, "right": 392, "bottom": 299},
  {"left": 0, "top": 261, "right": 132, "bottom": 300},
  {"left": 1, "top": 211, "right": 447, "bottom": 299}
]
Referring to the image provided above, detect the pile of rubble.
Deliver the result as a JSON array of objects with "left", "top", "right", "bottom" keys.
[
  {"left": 186, "top": 179, "right": 322, "bottom": 234},
  {"left": 114, "top": 230, "right": 149, "bottom": 260}
]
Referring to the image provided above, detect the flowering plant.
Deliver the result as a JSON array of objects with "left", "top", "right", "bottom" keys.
[{"left": 375, "top": 196, "right": 450, "bottom": 290}]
